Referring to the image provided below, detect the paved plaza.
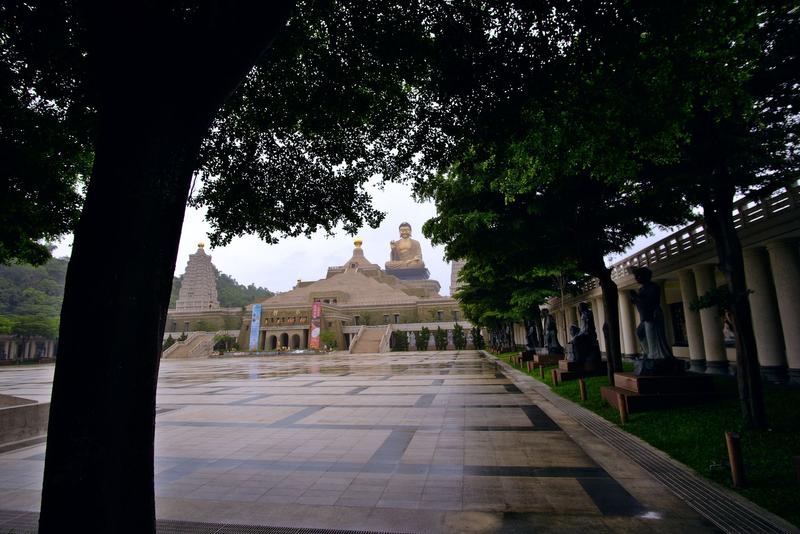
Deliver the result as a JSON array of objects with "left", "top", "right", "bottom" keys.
[{"left": 0, "top": 351, "right": 717, "bottom": 533}]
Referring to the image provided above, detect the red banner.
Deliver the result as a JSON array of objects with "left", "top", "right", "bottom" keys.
[{"left": 309, "top": 301, "right": 322, "bottom": 349}]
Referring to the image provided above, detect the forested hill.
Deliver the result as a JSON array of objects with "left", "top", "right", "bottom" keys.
[
  {"left": 168, "top": 266, "right": 274, "bottom": 309},
  {"left": 0, "top": 256, "right": 67, "bottom": 337},
  {"left": 0, "top": 258, "right": 273, "bottom": 337}
]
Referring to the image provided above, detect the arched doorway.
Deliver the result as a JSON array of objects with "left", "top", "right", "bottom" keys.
[
  {"left": 269, "top": 335, "right": 278, "bottom": 350},
  {"left": 279, "top": 333, "right": 289, "bottom": 348},
  {"left": 291, "top": 334, "right": 300, "bottom": 349}
]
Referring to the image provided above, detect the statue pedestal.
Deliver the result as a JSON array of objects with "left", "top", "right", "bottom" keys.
[
  {"left": 533, "top": 353, "right": 564, "bottom": 365},
  {"left": 556, "top": 359, "right": 607, "bottom": 382},
  {"left": 385, "top": 267, "right": 430, "bottom": 280},
  {"left": 600, "top": 372, "right": 715, "bottom": 413}
]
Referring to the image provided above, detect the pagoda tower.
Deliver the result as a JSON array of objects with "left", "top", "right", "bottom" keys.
[
  {"left": 450, "top": 259, "right": 466, "bottom": 296},
  {"left": 175, "top": 243, "right": 219, "bottom": 311}
]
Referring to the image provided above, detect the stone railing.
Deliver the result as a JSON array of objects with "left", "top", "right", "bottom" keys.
[
  {"left": 348, "top": 325, "right": 366, "bottom": 354},
  {"left": 580, "top": 182, "right": 799, "bottom": 291},
  {"left": 162, "top": 331, "right": 215, "bottom": 359},
  {"left": 378, "top": 324, "right": 393, "bottom": 353}
]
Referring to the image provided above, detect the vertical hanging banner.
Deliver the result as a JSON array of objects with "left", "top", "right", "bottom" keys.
[
  {"left": 309, "top": 301, "right": 322, "bottom": 349},
  {"left": 249, "top": 304, "right": 262, "bottom": 351}
]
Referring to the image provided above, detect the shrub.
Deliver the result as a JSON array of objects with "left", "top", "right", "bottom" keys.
[
  {"left": 162, "top": 335, "right": 176, "bottom": 350},
  {"left": 434, "top": 326, "right": 448, "bottom": 350},
  {"left": 194, "top": 319, "right": 214, "bottom": 332},
  {"left": 471, "top": 327, "right": 485, "bottom": 350},
  {"left": 416, "top": 327, "right": 431, "bottom": 350},
  {"left": 392, "top": 330, "right": 409, "bottom": 351},
  {"left": 319, "top": 330, "right": 337, "bottom": 350},
  {"left": 452, "top": 323, "right": 466, "bottom": 350},
  {"left": 213, "top": 334, "right": 238, "bottom": 352}
]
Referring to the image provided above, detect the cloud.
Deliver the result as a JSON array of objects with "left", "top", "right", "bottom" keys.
[{"left": 174, "top": 180, "right": 454, "bottom": 294}]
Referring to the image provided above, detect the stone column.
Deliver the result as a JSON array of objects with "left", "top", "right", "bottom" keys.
[
  {"left": 767, "top": 240, "right": 800, "bottom": 384},
  {"left": 743, "top": 247, "right": 787, "bottom": 383},
  {"left": 2, "top": 340, "right": 9, "bottom": 360},
  {"left": 618, "top": 290, "right": 637, "bottom": 358},
  {"left": 693, "top": 264, "right": 729, "bottom": 375},
  {"left": 565, "top": 306, "right": 578, "bottom": 332},
  {"left": 592, "top": 297, "right": 607, "bottom": 354},
  {"left": 556, "top": 310, "right": 566, "bottom": 346},
  {"left": 678, "top": 269, "right": 706, "bottom": 372},
  {"left": 658, "top": 281, "right": 675, "bottom": 346}
]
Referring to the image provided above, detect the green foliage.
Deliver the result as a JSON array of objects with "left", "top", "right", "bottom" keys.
[
  {"left": 0, "top": 316, "right": 13, "bottom": 335},
  {"left": 212, "top": 334, "right": 238, "bottom": 352},
  {"left": 319, "top": 330, "right": 337, "bottom": 350},
  {"left": 10, "top": 315, "right": 59, "bottom": 338},
  {"left": 162, "top": 335, "right": 176, "bottom": 351},
  {"left": 415, "top": 327, "right": 431, "bottom": 351},
  {"left": 214, "top": 267, "right": 274, "bottom": 308},
  {"left": 452, "top": 323, "right": 466, "bottom": 350},
  {"left": 690, "top": 286, "right": 738, "bottom": 313},
  {"left": 452, "top": 259, "right": 569, "bottom": 332},
  {"left": 392, "top": 330, "right": 409, "bottom": 352},
  {"left": 177, "top": 332, "right": 187, "bottom": 342},
  {"left": 0, "top": 256, "right": 66, "bottom": 338},
  {"left": 0, "top": 2, "right": 93, "bottom": 265},
  {"left": 433, "top": 327, "right": 448, "bottom": 351},
  {"left": 193, "top": 2, "right": 442, "bottom": 247},
  {"left": 471, "top": 327, "right": 485, "bottom": 350},
  {"left": 193, "top": 320, "right": 214, "bottom": 332}
]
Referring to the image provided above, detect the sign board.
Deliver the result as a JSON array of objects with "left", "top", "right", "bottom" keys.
[
  {"left": 248, "top": 304, "right": 262, "bottom": 351},
  {"left": 308, "top": 301, "right": 322, "bottom": 349}
]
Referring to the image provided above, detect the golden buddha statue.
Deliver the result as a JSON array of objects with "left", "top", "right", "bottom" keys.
[{"left": 385, "top": 222, "right": 425, "bottom": 269}]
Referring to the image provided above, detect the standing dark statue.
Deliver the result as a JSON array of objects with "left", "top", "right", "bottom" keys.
[
  {"left": 541, "top": 308, "right": 564, "bottom": 355},
  {"left": 569, "top": 302, "right": 601, "bottom": 365},
  {"left": 629, "top": 267, "right": 682, "bottom": 375}
]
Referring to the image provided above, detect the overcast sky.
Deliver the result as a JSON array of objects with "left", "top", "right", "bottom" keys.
[
  {"left": 54, "top": 179, "right": 455, "bottom": 295},
  {"left": 53, "top": 179, "right": 675, "bottom": 296}
]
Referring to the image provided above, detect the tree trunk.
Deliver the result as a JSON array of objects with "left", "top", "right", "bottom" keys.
[
  {"left": 701, "top": 190, "right": 767, "bottom": 430},
  {"left": 580, "top": 252, "right": 622, "bottom": 384},
  {"left": 597, "top": 271, "right": 622, "bottom": 383},
  {"left": 530, "top": 307, "right": 544, "bottom": 347},
  {"left": 39, "top": 4, "right": 293, "bottom": 532}
]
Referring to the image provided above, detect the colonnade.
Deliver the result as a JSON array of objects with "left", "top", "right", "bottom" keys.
[
  {"left": 0, "top": 338, "right": 57, "bottom": 361},
  {"left": 548, "top": 238, "right": 800, "bottom": 384},
  {"left": 259, "top": 330, "right": 308, "bottom": 351}
]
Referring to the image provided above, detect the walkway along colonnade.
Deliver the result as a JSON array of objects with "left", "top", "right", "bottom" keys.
[{"left": 546, "top": 183, "right": 800, "bottom": 384}]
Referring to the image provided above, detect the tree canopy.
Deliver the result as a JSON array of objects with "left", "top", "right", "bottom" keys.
[{"left": 0, "top": 253, "right": 67, "bottom": 339}]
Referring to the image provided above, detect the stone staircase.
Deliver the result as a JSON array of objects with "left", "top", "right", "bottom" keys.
[
  {"left": 162, "top": 332, "right": 216, "bottom": 359},
  {"left": 349, "top": 326, "right": 385, "bottom": 354}
]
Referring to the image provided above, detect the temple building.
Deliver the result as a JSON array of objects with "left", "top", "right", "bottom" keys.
[
  {"left": 175, "top": 243, "right": 219, "bottom": 311},
  {"left": 165, "top": 243, "right": 243, "bottom": 333},
  {"left": 450, "top": 260, "right": 466, "bottom": 296},
  {"left": 238, "top": 224, "right": 467, "bottom": 352}
]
